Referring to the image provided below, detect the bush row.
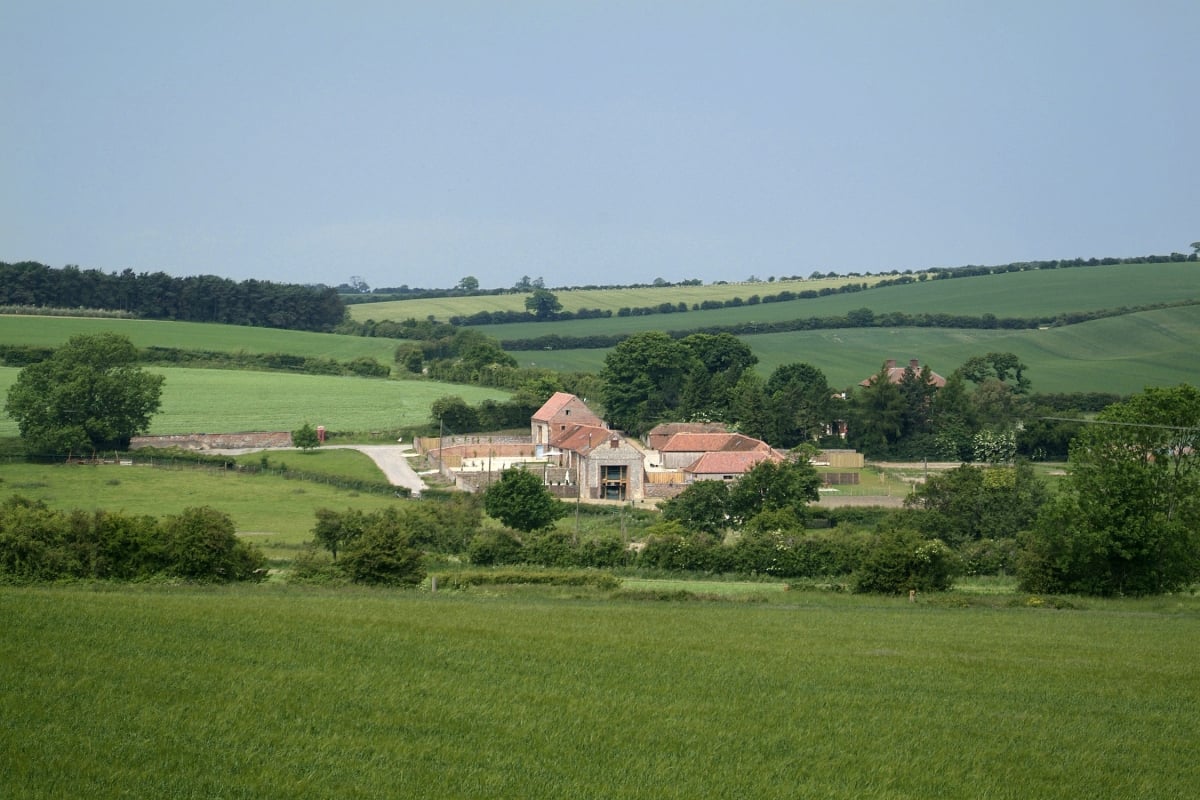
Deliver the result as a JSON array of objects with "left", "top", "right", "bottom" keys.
[{"left": 0, "top": 495, "right": 266, "bottom": 583}]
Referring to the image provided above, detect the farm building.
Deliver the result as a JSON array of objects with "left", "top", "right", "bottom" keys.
[
  {"left": 531, "top": 391, "right": 605, "bottom": 453},
  {"left": 860, "top": 358, "right": 947, "bottom": 388}
]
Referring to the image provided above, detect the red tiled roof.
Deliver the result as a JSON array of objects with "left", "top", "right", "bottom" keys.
[
  {"left": 532, "top": 391, "right": 581, "bottom": 422},
  {"left": 685, "top": 449, "right": 783, "bottom": 476},
  {"left": 551, "top": 424, "right": 613, "bottom": 454},
  {"left": 645, "top": 422, "right": 729, "bottom": 450},
  {"left": 660, "top": 432, "right": 772, "bottom": 453}
]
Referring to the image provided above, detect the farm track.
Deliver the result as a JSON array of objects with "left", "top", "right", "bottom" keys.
[{"left": 212, "top": 443, "right": 428, "bottom": 496}]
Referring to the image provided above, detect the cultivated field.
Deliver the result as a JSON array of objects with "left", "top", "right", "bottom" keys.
[
  {"left": 0, "top": 315, "right": 407, "bottom": 363},
  {"left": 3, "top": 585, "right": 1197, "bottom": 799},
  {"left": 347, "top": 275, "right": 867, "bottom": 321},
  {"left": 0, "top": 366, "right": 509, "bottom": 437},
  {"left": 354, "top": 261, "right": 1200, "bottom": 325},
  {"left": 517, "top": 304, "right": 1200, "bottom": 395}
]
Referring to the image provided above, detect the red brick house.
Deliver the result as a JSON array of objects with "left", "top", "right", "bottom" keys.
[{"left": 531, "top": 392, "right": 604, "bottom": 453}]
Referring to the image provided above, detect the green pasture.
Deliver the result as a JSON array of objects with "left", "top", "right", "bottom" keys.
[
  {"left": 447, "top": 261, "right": 1200, "bottom": 338},
  {"left": 0, "top": 315, "right": 407, "bottom": 363},
  {"left": 349, "top": 275, "right": 865, "bottom": 321},
  {"left": 0, "top": 458, "right": 401, "bottom": 546},
  {"left": 0, "top": 367, "right": 510, "bottom": 437},
  {"left": 518, "top": 305, "right": 1200, "bottom": 395},
  {"left": 3, "top": 584, "right": 1197, "bottom": 799}
]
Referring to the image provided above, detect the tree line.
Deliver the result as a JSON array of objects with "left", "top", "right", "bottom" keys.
[{"left": 0, "top": 261, "right": 346, "bottom": 332}]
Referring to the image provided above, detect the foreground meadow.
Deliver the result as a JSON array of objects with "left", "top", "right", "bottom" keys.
[{"left": 3, "top": 585, "right": 1197, "bottom": 799}]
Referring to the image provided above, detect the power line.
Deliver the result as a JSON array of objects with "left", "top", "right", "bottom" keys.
[{"left": 1038, "top": 416, "right": 1199, "bottom": 432}]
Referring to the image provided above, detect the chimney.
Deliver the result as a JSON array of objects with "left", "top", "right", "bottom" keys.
[
  {"left": 910, "top": 359, "right": 919, "bottom": 369},
  {"left": 886, "top": 359, "right": 896, "bottom": 369},
  {"left": 610, "top": 435, "right": 619, "bottom": 448}
]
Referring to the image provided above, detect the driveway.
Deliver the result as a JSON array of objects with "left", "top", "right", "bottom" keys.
[
  {"left": 338, "top": 444, "right": 428, "bottom": 497},
  {"left": 210, "top": 443, "right": 429, "bottom": 497}
]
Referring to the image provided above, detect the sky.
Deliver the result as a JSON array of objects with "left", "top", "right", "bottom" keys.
[{"left": 3, "top": 1, "right": 1197, "bottom": 291}]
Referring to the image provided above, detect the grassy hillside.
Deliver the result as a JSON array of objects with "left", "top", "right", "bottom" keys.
[
  {"left": 0, "top": 367, "right": 509, "bottom": 437},
  {"left": 350, "top": 261, "right": 1198, "bottom": 324},
  {"left": 3, "top": 585, "right": 1197, "bottom": 798},
  {"left": 348, "top": 276, "right": 878, "bottom": 321},
  {"left": 0, "top": 315, "right": 406, "bottom": 363},
  {"left": 515, "top": 305, "right": 1200, "bottom": 395},
  {"left": 473, "top": 262, "right": 1200, "bottom": 340}
]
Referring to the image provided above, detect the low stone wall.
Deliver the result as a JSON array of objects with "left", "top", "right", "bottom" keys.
[{"left": 129, "top": 432, "right": 293, "bottom": 451}]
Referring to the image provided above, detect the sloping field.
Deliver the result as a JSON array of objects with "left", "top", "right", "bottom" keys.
[
  {"left": 3, "top": 587, "right": 1197, "bottom": 798},
  {"left": 352, "top": 262, "right": 1199, "bottom": 327},
  {"left": 0, "top": 315, "right": 406, "bottom": 363},
  {"left": 0, "top": 367, "right": 509, "bottom": 437},
  {"left": 516, "top": 305, "right": 1200, "bottom": 395},
  {"left": 347, "top": 275, "right": 877, "bottom": 321}
]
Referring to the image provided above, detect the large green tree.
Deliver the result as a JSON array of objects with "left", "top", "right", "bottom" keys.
[
  {"left": 764, "top": 362, "right": 832, "bottom": 448},
  {"left": 678, "top": 333, "right": 757, "bottom": 423},
  {"left": 483, "top": 467, "right": 567, "bottom": 532},
  {"left": 599, "top": 331, "right": 692, "bottom": 435},
  {"left": 727, "top": 458, "right": 822, "bottom": 528},
  {"left": 4, "top": 332, "right": 164, "bottom": 454},
  {"left": 525, "top": 287, "right": 562, "bottom": 320},
  {"left": 659, "top": 479, "right": 730, "bottom": 537},
  {"left": 1019, "top": 385, "right": 1200, "bottom": 596}
]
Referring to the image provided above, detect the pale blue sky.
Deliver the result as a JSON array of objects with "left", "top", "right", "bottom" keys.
[{"left": 3, "top": 1, "right": 1197, "bottom": 290}]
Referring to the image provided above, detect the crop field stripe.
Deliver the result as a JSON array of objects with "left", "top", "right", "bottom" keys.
[
  {"left": 351, "top": 262, "right": 1200, "bottom": 326},
  {"left": 2, "top": 586, "right": 1198, "bottom": 799}
]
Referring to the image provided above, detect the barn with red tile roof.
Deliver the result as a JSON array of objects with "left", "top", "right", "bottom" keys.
[{"left": 531, "top": 392, "right": 604, "bottom": 451}]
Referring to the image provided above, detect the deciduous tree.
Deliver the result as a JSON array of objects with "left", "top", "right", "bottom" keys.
[
  {"left": 483, "top": 467, "right": 567, "bottom": 532},
  {"left": 4, "top": 332, "right": 164, "bottom": 454},
  {"left": 1019, "top": 385, "right": 1200, "bottom": 595}
]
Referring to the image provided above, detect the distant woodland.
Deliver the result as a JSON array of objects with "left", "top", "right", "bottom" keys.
[{"left": 0, "top": 262, "right": 346, "bottom": 332}]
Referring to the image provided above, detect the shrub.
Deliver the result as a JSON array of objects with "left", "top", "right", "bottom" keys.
[
  {"left": 466, "top": 529, "right": 523, "bottom": 566},
  {"left": 287, "top": 544, "right": 348, "bottom": 585},
  {"left": 339, "top": 508, "right": 426, "bottom": 586},
  {"left": 853, "top": 528, "right": 959, "bottom": 594},
  {"left": 163, "top": 506, "right": 267, "bottom": 582}
]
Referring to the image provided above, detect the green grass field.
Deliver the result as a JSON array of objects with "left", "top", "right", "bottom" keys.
[
  {"left": 0, "top": 458, "right": 403, "bottom": 549},
  {"left": 355, "top": 261, "right": 1200, "bottom": 327},
  {"left": 0, "top": 314, "right": 408, "bottom": 362},
  {"left": 2, "top": 584, "right": 1197, "bottom": 799},
  {"left": 517, "top": 305, "right": 1200, "bottom": 395},
  {"left": 0, "top": 367, "right": 510, "bottom": 437},
  {"left": 348, "top": 275, "right": 866, "bottom": 321}
]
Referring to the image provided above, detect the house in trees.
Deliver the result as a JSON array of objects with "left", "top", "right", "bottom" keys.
[
  {"left": 860, "top": 358, "right": 947, "bottom": 387},
  {"left": 531, "top": 391, "right": 604, "bottom": 454}
]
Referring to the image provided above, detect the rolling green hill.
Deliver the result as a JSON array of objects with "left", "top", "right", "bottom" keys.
[
  {"left": 349, "top": 261, "right": 1197, "bottom": 326},
  {"left": 474, "top": 261, "right": 1200, "bottom": 341},
  {"left": 513, "top": 305, "right": 1200, "bottom": 395},
  {"left": 0, "top": 315, "right": 407, "bottom": 363},
  {"left": 347, "top": 275, "right": 873, "bottom": 321}
]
